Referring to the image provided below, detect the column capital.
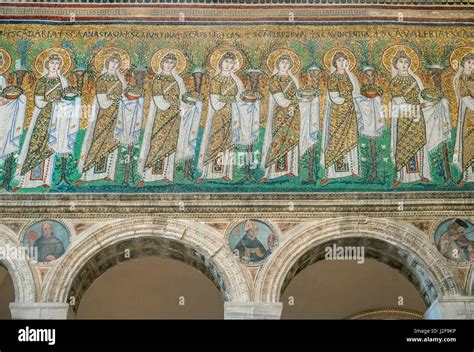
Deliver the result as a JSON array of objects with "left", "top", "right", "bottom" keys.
[
  {"left": 224, "top": 302, "right": 282, "bottom": 320},
  {"left": 10, "top": 303, "right": 75, "bottom": 320},
  {"left": 424, "top": 297, "right": 474, "bottom": 320}
]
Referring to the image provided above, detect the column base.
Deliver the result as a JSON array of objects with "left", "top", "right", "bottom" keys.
[
  {"left": 10, "top": 303, "right": 75, "bottom": 320},
  {"left": 224, "top": 302, "right": 282, "bottom": 320}
]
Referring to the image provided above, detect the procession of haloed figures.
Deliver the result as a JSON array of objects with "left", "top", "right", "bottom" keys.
[{"left": 0, "top": 42, "right": 472, "bottom": 192}]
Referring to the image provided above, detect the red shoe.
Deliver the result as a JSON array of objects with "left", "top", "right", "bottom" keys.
[
  {"left": 421, "top": 177, "right": 430, "bottom": 183},
  {"left": 287, "top": 173, "right": 296, "bottom": 177},
  {"left": 351, "top": 173, "right": 360, "bottom": 178},
  {"left": 74, "top": 180, "right": 83, "bottom": 186},
  {"left": 458, "top": 180, "right": 465, "bottom": 187},
  {"left": 320, "top": 177, "right": 329, "bottom": 186},
  {"left": 163, "top": 178, "right": 172, "bottom": 183},
  {"left": 392, "top": 181, "right": 401, "bottom": 187},
  {"left": 103, "top": 177, "right": 112, "bottom": 181},
  {"left": 43, "top": 184, "right": 49, "bottom": 189},
  {"left": 223, "top": 176, "right": 231, "bottom": 181},
  {"left": 259, "top": 177, "right": 267, "bottom": 184},
  {"left": 12, "top": 187, "right": 20, "bottom": 193},
  {"left": 196, "top": 178, "right": 204, "bottom": 184},
  {"left": 136, "top": 180, "right": 144, "bottom": 189}
]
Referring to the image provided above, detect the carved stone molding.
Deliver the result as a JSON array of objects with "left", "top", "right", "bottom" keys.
[
  {"left": 0, "top": 192, "right": 471, "bottom": 220},
  {"left": 425, "top": 297, "right": 474, "bottom": 319},
  {"left": 224, "top": 302, "right": 283, "bottom": 320},
  {"left": 0, "top": 225, "right": 37, "bottom": 303},
  {"left": 9, "top": 302, "right": 74, "bottom": 320}
]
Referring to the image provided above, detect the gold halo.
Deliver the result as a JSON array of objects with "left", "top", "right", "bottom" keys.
[
  {"left": 323, "top": 47, "right": 357, "bottom": 72},
  {"left": 382, "top": 44, "right": 419, "bottom": 73},
  {"left": 150, "top": 48, "right": 187, "bottom": 75},
  {"left": 209, "top": 47, "right": 244, "bottom": 73},
  {"left": 450, "top": 46, "right": 474, "bottom": 71},
  {"left": 34, "top": 47, "right": 72, "bottom": 77},
  {"left": 93, "top": 47, "right": 131, "bottom": 75},
  {"left": 0, "top": 48, "right": 12, "bottom": 75},
  {"left": 266, "top": 48, "right": 301, "bottom": 74}
]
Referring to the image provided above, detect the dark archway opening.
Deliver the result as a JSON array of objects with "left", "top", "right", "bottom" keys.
[
  {"left": 69, "top": 237, "right": 226, "bottom": 319},
  {"left": 280, "top": 237, "right": 435, "bottom": 319},
  {"left": 0, "top": 265, "right": 15, "bottom": 319}
]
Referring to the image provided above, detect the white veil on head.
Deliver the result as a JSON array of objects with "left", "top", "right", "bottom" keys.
[
  {"left": 215, "top": 53, "right": 244, "bottom": 98},
  {"left": 41, "top": 55, "right": 69, "bottom": 90},
  {"left": 137, "top": 54, "right": 187, "bottom": 175},
  {"left": 261, "top": 55, "right": 301, "bottom": 168},
  {"left": 77, "top": 54, "right": 127, "bottom": 173},
  {"left": 156, "top": 54, "right": 187, "bottom": 98},
  {"left": 453, "top": 54, "right": 472, "bottom": 102},
  {"left": 453, "top": 64, "right": 463, "bottom": 102},
  {"left": 390, "top": 52, "right": 424, "bottom": 93},
  {"left": 100, "top": 54, "right": 127, "bottom": 90},
  {"left": 271, "top": 55, "right": 300, "bottom": 89},
  {"left": 320, "top": 54, "right": 361, "bottom": 156},
  {"left": 197, "top": 52, "right": 244, "bottom": 171},
  {"left": 0, "top": 74, "right": 6, "bottom": 91},
  {"left": 330, "top": 56, "right": 360, "bottom": 96}
]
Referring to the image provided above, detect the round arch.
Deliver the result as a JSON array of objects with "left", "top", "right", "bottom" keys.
[
  {"left": 255, "top": 217, "right": 461, "bottom": 306},
  {"left": 42, "top": 218, "right": 252, "bottom": 312},
  {"left": 0, "top": 224, "right": 36, "bottom": 303}
]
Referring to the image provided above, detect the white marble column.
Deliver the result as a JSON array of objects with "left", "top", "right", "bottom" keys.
[
  {"left": 10, "top": 303, "right": 75, "bottom": 320},
  {"left": 424, "top": 297, "right": 474, "bottom": 319},
  {"left": 224, "top": 302, "right": 283, "bottom": 320}
]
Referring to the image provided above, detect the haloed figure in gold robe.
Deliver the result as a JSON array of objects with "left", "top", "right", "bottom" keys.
[
  {"left": 389, "top": 50, "right": 430, "bottom": 187},
  {"left": 137, "top": 52, "right": 187, "bottom": 187},
  {"left": 320, "top": 51, "right": 361, "bottom": 186},
  {"left": 76, "top": 53, "right": 125, "bottom": 185},
  {"left": 453, "top": 53, "right": 474, "bottom": 186},
  {"left": 197, "top": 51, "right": 244, "bottom": 183}
]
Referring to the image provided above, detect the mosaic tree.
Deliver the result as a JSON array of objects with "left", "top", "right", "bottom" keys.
[
  {"left": 59, "top": 39, "right": 107, "bottom": 186},
  {"left": 350, "top": 39, "right": 389, "bottom": 183},
  {"left": 406, "top": 38, "right": 459, "bottom": 183},
  {"left": 118, "top": 40, "right": 163, "bottom": 185},
  {"left": 234, "top": 40, "right": 279, "bottom": 182},
  {"left": 291, "top": 39, "right": 331, "bottom": 183},
  {"left": 176, "top": 40, "right": 223, "bottom": 180}
]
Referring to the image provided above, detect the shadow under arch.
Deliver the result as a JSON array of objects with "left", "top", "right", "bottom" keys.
[
  {"left": 0, "top": 224, "right": 36, "bottom": 303},
  {"left": 256, "top": 217, "right": 461, "bottom": 308},
  {"left": 42, "top": 218, "right": 251, "bottom": 314}
]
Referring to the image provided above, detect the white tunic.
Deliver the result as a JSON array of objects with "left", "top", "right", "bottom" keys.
[
  {"left": 15, "top": 75, "right": 80, "bottom": 189},
  {"left": 423, "top": 98, "right": 451, "bottom": 152},
  {"left": 0, "top": 75, "right": 27, "bottom": 159},
  {"left": 354, "top": 95, "right": 386, "bottom": 138}
]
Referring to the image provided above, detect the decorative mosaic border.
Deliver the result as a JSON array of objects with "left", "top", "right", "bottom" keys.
[
  {"left": 0, "top": 3, "right": 473, "bottom": 23},
  {"left": 2, "top": 0, "right": 473, "bottom": 4}
]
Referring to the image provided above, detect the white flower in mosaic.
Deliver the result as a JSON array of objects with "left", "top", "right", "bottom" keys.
[
  {"left": 381, "top": 145, "right": 387, "bottom": 150},
  {"left": 383, "top": 157, "right": 389, "bottom": 163}
]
